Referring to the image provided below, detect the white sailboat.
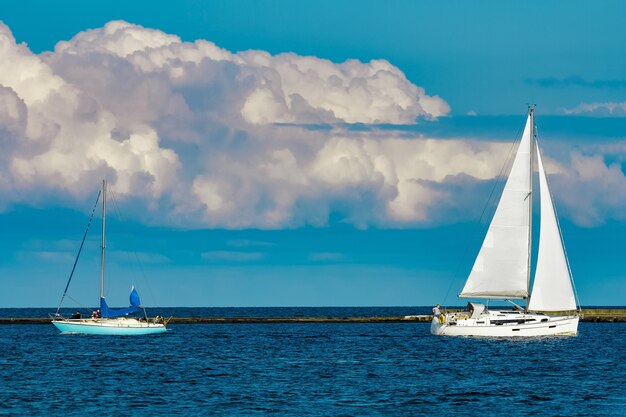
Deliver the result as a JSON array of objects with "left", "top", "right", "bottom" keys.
[
  {"left": 431, "top": 108, "right": 580, "bottom": 337},
  {"left": 52, "top": 180, "right": 167, "bottom": 335}
]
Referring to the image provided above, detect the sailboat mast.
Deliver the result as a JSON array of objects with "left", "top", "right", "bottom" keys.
[
  {"left": 526, "top": 107, "right": 534, "bottom": 309},
  {"left": 100, "top": 179, "right": 106, "bottom": 299}
]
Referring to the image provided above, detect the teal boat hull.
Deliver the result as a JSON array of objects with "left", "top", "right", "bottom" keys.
[{"left": 52, "top": 319, "right": 167, "bottom": 335}]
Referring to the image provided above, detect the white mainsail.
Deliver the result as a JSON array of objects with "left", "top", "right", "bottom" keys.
[
  {"left": 528, "top": 143, "right": 577, "bottom": 311},
  {"left": 459, "top": 116, "right": 532, "bottom": 299}
]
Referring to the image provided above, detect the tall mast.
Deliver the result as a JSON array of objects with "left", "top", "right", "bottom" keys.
[
  {"left": 526, "top": 107, "right": 534, "bottom": 309},
  {"left": 100, "top": 179, "right": 106, "bottom": 299}
]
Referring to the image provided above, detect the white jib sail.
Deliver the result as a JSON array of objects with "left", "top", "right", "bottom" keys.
[
  {"left": 528, "top": 142, "right": 577, "bottom": 311},
  {"left": 460, "top": 115, "right": 532, "bottom": 299}
]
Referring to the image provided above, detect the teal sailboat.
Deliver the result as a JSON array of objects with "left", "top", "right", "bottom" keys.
[{"left": 51, "top": 180, "right": 167, "bottom": 335}]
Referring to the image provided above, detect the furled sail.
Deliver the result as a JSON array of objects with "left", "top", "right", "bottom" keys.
[
  {"left": 528, "top": 143, "right": 577, "bottom": 311},
  {"left": 100, "top": 286, "right": 141, "bottom": 318},
  {"left": 459, "top": 116, "right": 532, "bottom": 299}
]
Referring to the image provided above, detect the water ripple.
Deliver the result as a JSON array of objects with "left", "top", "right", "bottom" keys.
[{"left": 0, "top": 314, "right": 624, "bottom": 416}]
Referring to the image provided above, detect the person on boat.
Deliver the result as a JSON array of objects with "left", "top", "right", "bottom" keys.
[
  {"left": 91, "top": 309, "right": 101, "bottom": 319},
  {"left": 71, "top": 311, "right": 81, "bottom": 319},
  {"left": 433, "top": 304, "right": 446, "bottom": 324}
]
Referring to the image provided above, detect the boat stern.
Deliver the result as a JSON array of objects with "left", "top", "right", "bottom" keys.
[{"left": 430, "top": 315, "right": 447, "bottom": 335}]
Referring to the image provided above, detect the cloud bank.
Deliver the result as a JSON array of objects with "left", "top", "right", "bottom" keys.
[
  {"left": 564, "top": 102, "right": 626, "bottom": 116},
  {"left": 0, "top": 20, "right": 622, "bottom": 228}
]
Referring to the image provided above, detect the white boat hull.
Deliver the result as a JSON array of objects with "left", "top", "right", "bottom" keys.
[
  {"left": 52, "top": 318, "right": 167, "bottom": 335},
  {"left": 430, "top": 311, "right": 579, "bottom": 337}
]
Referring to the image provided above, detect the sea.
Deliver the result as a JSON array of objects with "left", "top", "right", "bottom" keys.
[{"left": 1, "top": 307, "right": 625, "bottom": 416}]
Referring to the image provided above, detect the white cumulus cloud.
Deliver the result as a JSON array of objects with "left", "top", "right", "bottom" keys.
[
  {"left": 563, "top": 102, "right": 626, "bottom": 116},
  {"left": 47, "top": 20, "right": 449, "bottom": 125},
  {"left": 0, "top": 21, "right": 181, "bottom": 207},
  {"left": 0, "top": 19, "right": 621, "bottom": 229},
  {"left": 550, "top": 151, "right": 626, "bottom": 226}
]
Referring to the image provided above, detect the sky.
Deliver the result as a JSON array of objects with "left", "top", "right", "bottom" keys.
[{"left": 0, "top": 1, "right": 625, "bottom": 307}]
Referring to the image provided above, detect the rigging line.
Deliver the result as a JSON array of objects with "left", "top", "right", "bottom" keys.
[
  {"left": 112, "top": 189, "right": 146, "bottom": 279},
  {"left": 103, "top": 188, "right": 132, "bottom": 298},
  {"left": 480, "top": 132, "right": 524, "bottom": 227},
  {"left": 108, "top": 188, "right": 131, "bottom": 297},
  {"left": 64, "top": 294, "right": 86, "bottom": 308},
  {"left": 55, "top": 190, "right": 102, "bottom": 315},
  {"left": 108, "top": 188, "right": 156, "bottom": 305},
  {"left": 441, "top": 118, "right": 526, "bottom": 307}
]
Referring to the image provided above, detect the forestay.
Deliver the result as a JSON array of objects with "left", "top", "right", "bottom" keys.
[
  {"left": 528, "top": 143, "right": 577, "bottom": 311},
  {"left": 459, "top": 116, "right": 532, "bottom": 299}
]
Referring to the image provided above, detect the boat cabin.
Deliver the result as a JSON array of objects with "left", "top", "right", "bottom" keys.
[{"left": 467, "top": 302, "right": 486, "bottom": 319}]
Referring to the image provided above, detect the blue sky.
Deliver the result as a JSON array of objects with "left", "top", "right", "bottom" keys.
[{"left": 1, "top": 1, "right": 625, "bottom": 307}]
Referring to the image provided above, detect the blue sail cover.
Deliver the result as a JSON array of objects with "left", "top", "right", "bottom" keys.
[{"left": 100, "top": 287, "right": 141, "bottom": 318}]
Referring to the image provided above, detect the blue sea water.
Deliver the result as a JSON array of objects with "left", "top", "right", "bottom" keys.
[{"left": 1, "top": 308, "right": 625, "bottom": 416}]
